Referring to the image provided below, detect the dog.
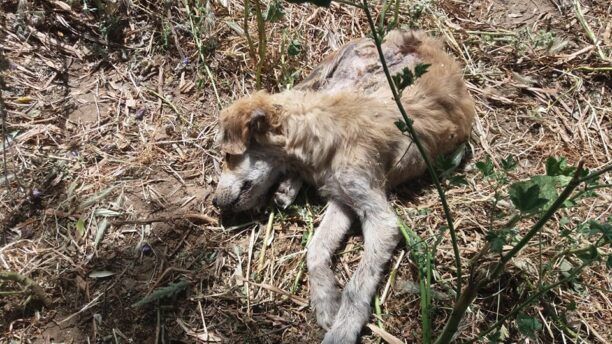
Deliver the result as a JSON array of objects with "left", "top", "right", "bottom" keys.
[{"left": 212, "top": 30, "right": 475, "bottom": 343}]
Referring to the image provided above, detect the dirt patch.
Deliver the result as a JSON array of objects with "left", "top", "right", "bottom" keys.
[{"left": 486, "top": 0, "right": 560, "bottom": 28}]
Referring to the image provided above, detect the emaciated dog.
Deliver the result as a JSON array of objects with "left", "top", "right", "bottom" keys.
[{"left": 212, "top": 30, "right": 475, "bottom": 343}]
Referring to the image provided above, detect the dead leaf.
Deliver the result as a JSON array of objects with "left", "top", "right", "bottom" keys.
[{"left": 177, "top": 319, "right": 223, "bottom": 342}]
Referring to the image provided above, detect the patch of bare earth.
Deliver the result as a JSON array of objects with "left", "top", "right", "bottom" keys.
[{"left": 1, "top": 0, "right": 610, "bottom": 343}]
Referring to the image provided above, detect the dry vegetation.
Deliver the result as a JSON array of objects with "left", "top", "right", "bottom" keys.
[{"left": 0, "top": 0, "right": 611, "bottom": 343}]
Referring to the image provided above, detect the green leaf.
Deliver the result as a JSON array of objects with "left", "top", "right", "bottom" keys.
[
  {"left": 475, "top": 157, "right": 494, "bottom": 177},
  {"left": 579, "top": 220, "right": 612, "bottom": 241},
  {"left": 94, "top": 218, "right": 108, "bottom": 248},
  {"left": 486, "top": 232, "right": 505, "bottom": 253},
  {"left": 89, "top": 270, "right": 115, "bottom": 279},
  {"left": 286, "top": 0, "right": 332, "bottom": 7},
  {"left": 545, "top": 157, "right": 574, "bottom": 177},
  {"left": 607, "top": 255, "right": 612, "bottom": 269},
  {"left": 576, "top": 245, "right": 599, "bottom": 263},
  {"left": 435, "top": 144, "right": 466, "bottom": 180},
  {"left": 501, "top": 155, "right": 517, "bottom": 171},
  {"left": 288, "top": 40, "right": 302, "bottom": 56},
  {"left": 589, "top": 220, "right": 611, "bottom": 241},
  {"left": 75, "top": 218, "right": 85, "bottom": 236},
  {"left": 448, "top": 175, "right": 468, "bottom": 186},
  {"left": 509, "top": 182, "right": 549, "bottom": 214},
  {"left": 393, "top": 67, "right": 415, "bottom": 91},
  {"left": 265, "top": 0, "right": 285, "bottom": 22},
  {"left": 131, "top": 279, "right": 189, "bottom": 308},
  {"left": 394, "top": 120, "right": 409, "bottom": 133},
  {"left": 516, "top": 314, "right": 542, "bottom": 338},
  {"left": 414, "top": 63, "right": 431, "bottom": 78}
]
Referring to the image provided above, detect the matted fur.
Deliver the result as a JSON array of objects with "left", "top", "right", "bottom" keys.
[{"left": 213, "top": 30, "right": 475, "bottom": 343}]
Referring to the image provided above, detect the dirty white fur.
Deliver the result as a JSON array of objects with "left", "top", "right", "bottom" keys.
[{"left": 213, "top": 30, "right": 475, "bottom": 343}]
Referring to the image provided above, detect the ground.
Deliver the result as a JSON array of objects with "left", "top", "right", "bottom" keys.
[{"left": 0, "top": 0, "right": 610, "bottom": 343}]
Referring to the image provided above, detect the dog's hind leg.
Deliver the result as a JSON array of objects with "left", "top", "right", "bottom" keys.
[
  {"left": 322, "top": 176, "right": 400, "bottom": 344},
  {"left": 307, "top": 200, "right": 354, "bottom": 329}
]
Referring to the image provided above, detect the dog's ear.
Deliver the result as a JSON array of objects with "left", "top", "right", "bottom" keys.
[
  {"left": 218, "top": 92, "right": 282, "bottom": 154},
  {"left": 249, "top": 107, "right": 268, "bottom": 134}
]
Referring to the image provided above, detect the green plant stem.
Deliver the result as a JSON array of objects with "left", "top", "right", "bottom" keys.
[
  {"left": 399, "top": 221, "right": 432, "bottom": 344},
  {"left": 470, "top": 261, "right": 589, "bottom": 342},
  {"left": 243, "top": 0, "right": 257, "bottom": 61},
  {"left": 374, "top": 295, "right": 384, "bottom": 330},
  {"left": 292, "top": 218, "right": 313, "bottom": 293},
  {"left": 0, "top": 271, "right": 51, "bottom": 306},
  {"left": 379, "top": 0, "right": 392, "bottom": 32},
  {"left": 0, "top": 290, "right": 24, "bottom": 296},
  {"left": 551, "top": 236, "right": 605, "bottom": 263},
  {"left": 577, "top": 163, "right": 612, "bottom": 184},
  {"left": 568, "top": 183, "right": 611, "bottom": 204},
  {"left": 433, "top": 275, "right": 481, "bottom": 344},
  {"left": 393, "top": 0, "right": 400, "bottom": 26},
  {"left": 252, "top": 0, "right": 267, "bottom": 90},
  {"left": 361, "top": 0, "right": 463, "bottom": 299}
]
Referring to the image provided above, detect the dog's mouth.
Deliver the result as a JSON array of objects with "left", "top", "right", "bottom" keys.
[
  {"left": 223, "top": 175, "right": 286, "bottom": 213},
  {"left": 222, "top": 180, "right": 257, "bottom": 211}
]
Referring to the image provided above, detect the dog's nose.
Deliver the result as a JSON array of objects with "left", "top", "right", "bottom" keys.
[{"left": 212, "top": 196, "right": 219, "bottom": 208}]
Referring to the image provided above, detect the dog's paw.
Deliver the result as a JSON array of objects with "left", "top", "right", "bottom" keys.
[
  {"left": 273, "top": 175, "right": 303, "bottom": 209},
  {"left": 321, "top": 327, "right": 359, "bottom": 344},
  {"left": 273, "top": 190, "right": 296, "bottom": 209},
  {"left": 313, "top": 292, "right": 341, "bottom": 330}
]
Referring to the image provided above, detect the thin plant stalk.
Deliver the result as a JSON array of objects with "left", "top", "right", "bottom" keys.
[
  {"left": 399, "top": 221, "right": 432, "bottom": 344},
  {"left": 243, "top": 0, "right": 257, "bottom": 61},
  {"left": 252, "top": 0, "right": 267, "bottom": 89},
  {"left": 393, "top": 0, "right": 400, "bottom": 26},
  {"left": 361, "top": 0, "right": 463, "bottom": 299}
]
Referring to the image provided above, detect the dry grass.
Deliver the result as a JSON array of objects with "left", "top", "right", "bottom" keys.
[{"left": 0, "top": 0, "right": 610, "bottom": 343}]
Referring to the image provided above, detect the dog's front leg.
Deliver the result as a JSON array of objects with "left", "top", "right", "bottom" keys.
[
  {"left": 307, "top": 200, "right": 355, "bottom": 329},
  {"left": 322, "top": 182, "right": 399, "bottom": 344},
  {"left": 273, "top": 174, "right": 303, "bottom": 209}
]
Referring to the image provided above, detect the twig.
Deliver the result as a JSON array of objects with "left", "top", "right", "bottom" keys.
[
  {"left": 367, "top": 323, "right": 403, "bottom": 344},
  {"left": 111, "top": 213, "right": 218, "bottom": 226},
  {"left": 59, "top": 293, "right": 103, "bottom": 324},
  {"left": 239, "top": 278, "right": 308, "bottom": 306},
  {"left": 145, "top": 87, "right": 182, "bottom": 116},
  {"left": 0, "top": 58, "right": 8, "bottom": 190}
]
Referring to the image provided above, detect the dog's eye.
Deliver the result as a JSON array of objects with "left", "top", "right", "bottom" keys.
[{"left": 224, "top": 153, "right": 241, "bottom": 168}]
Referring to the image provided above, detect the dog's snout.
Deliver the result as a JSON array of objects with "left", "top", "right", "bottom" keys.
[{"left": 212, "top": 195, "right": 219, "bottom": 208}]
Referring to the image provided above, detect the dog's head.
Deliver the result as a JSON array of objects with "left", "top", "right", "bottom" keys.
[{"left": 212, "top": 91, "right": 287, "bottom": 212}]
